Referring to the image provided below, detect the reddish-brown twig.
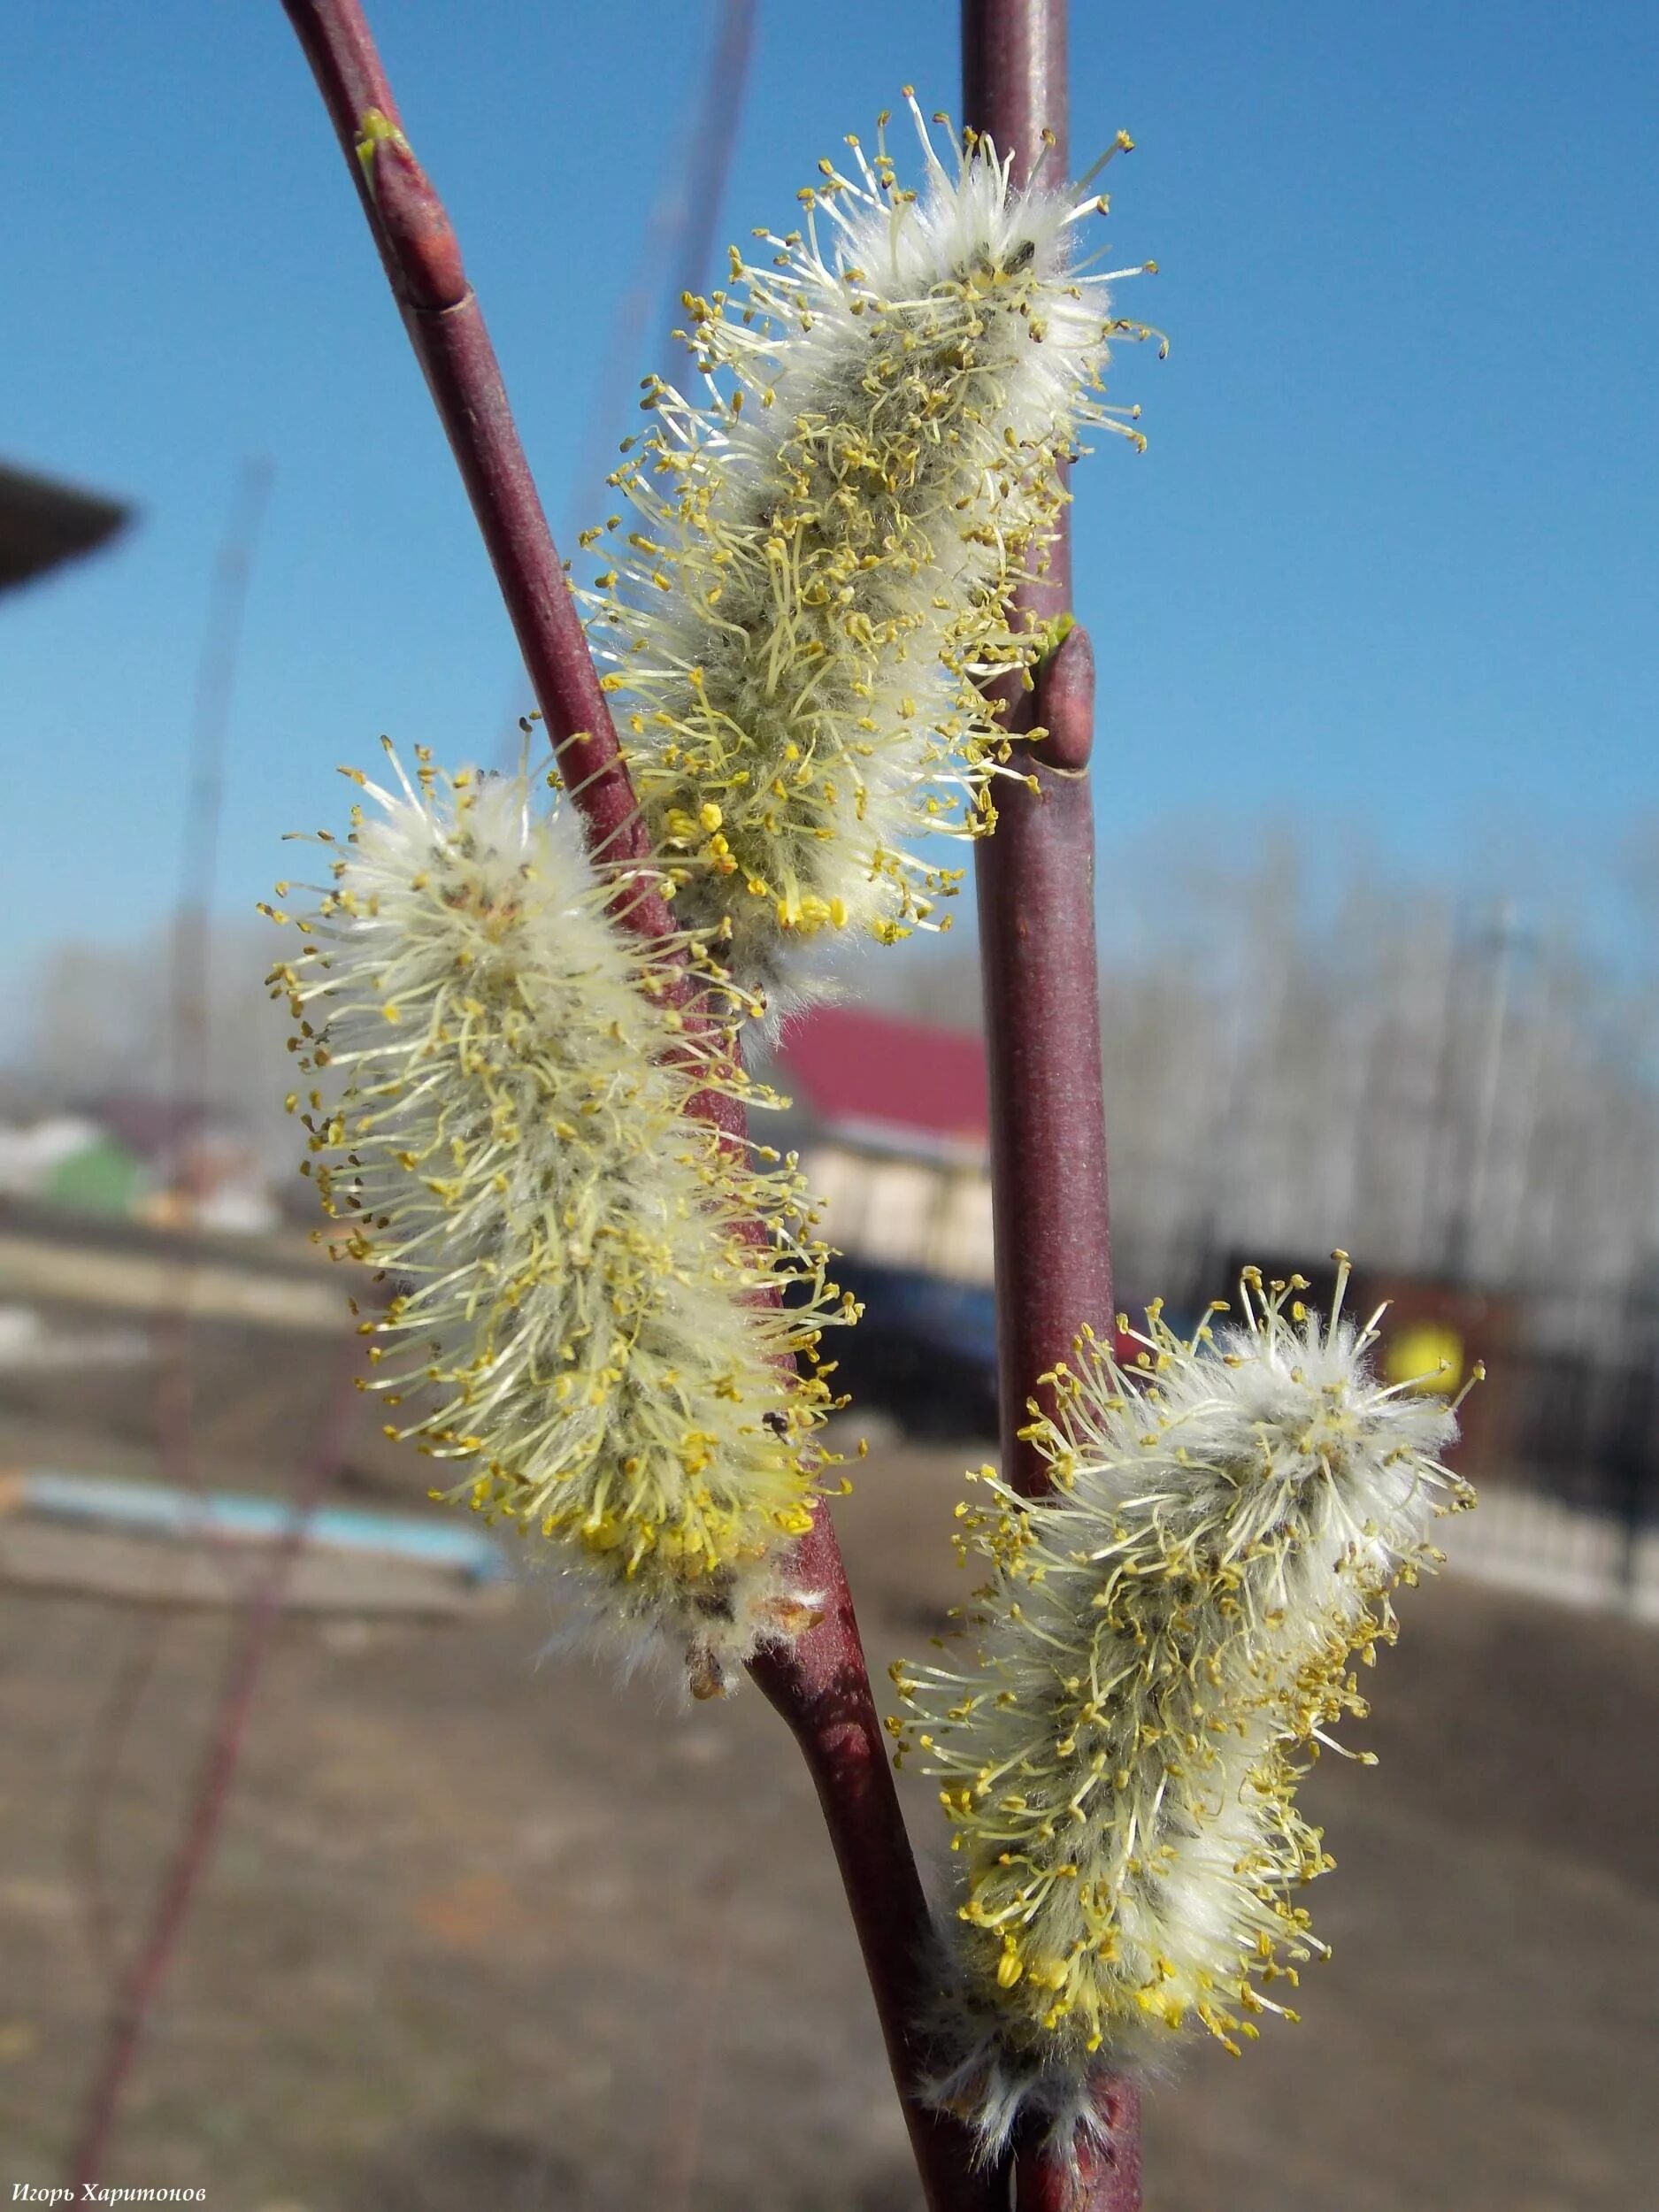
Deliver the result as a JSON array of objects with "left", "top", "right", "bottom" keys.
[
  {"left": 280, "top": 0, "right": 661, "bottom": 904},
  {"left": 749, "top": 1514, "right": 1002, "bottom": 2212},
  {"left": 962, "top": 0, "right": 1114, "bottom": 1500},
  {"left": 963, "top": 3, "right": 1141, "bottom": 2206},
  {"left": 563, "top": 0, "right": 758, "bottom": 550},
  {"left": 279, "top": 10, "right": 997, "bottom": 2205},
  {"left": 65, "top": 1344, "right": 363, "bottom": 2190},
  {"left": 69, "top": 460, "right": 275, "bottom": 1988}
]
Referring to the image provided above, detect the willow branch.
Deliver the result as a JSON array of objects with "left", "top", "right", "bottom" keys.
[
  {"left": 278, "top": 9, "right": 994, "bottom": 2203},
  {"left": 962, "top": 1, "right": 1141, "bottom": 2205},
  {"left": 66, "top": 1349, "right": 362, "bottom": 2189},
  {"left": 280, "top": 0, "right": 662, "bottom": 906},
  {"left": 749, "top": 1508, "right": 1002, "bottom": 2212}
]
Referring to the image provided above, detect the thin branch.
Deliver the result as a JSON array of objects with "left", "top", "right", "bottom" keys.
[
  {"left": 69, "top": 460, "right": 275, "bottom": 1988},
  {"left": 280, "top": 0, "right": 662, "bottom": 902},
  {"left": 278, "top": 10, "right": 995, "bottom": 2204},
  {"left": 499, "top": 0, "right": 757, "bottom": 774},
  {"left": 749, "top": 1514, "right": 1003, "bottom": 2212},
  {"left": 160, "top": 452, "right": 278, "bottom": 1567},
  {"left": 963, "top": 0, "right": 1114, "bottom": 1501},
  {"left": 962, "top": 2, "right": 1141, "bottom": 2206},
  {"left": 65, "top": 1347, "right": 363, "bottom": 2190},
  {"left": 562, "top": 0, "right": 758, "bottom": 554}
]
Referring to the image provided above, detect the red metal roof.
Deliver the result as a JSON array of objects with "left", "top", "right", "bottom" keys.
[{"left": 775, "top": 1004, "right": 988, "bottom": 1151}]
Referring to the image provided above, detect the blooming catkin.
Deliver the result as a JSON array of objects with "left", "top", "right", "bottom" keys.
[
  {"left": 265, "top": 747, "right": 851, "bottom": 1691},
  {"left": 584, "top": 95, "right": 1157, "bottom": 1009},
  {"left": 893, "top": 1260, "right": 1478, "bottom": 2157}
]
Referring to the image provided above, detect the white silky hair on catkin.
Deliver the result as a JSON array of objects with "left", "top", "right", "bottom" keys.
[
  {"left": 265, "top": 748, "right": 851, "bottom": 1694},
  {"left": 583, "top": 95, "right": 1157, "bottom": 1013},
  {"left": 894, "top": 1260, "right": 1479, "bottom": 2158}
]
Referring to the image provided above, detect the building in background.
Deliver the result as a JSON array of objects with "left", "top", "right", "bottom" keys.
[{"left": 770, "top": 1006, "right": 998, "bottom": 1433}]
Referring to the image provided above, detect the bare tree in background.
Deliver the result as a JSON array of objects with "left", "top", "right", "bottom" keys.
[
  {"left": 27, "top": 928, "right": 297, "bottom": 1167},
  {"left": 851, "top": 826, "right": 1659, "bottom": 1309}
]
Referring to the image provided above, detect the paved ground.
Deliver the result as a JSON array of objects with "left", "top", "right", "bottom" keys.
[{"left": 0, "top": 1293, "right": 1655, "bottom": 2208}]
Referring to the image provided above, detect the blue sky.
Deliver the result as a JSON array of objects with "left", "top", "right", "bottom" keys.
[{"left": 4, "top": 1, "right": 1656, "bottom": 1048}]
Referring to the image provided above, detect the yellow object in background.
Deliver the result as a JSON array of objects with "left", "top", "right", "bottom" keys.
[{"left": 1385, "top": 1321, "right": 1465, "bottom": 1394}]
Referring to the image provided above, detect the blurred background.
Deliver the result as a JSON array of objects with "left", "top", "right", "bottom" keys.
[{"left": 2, "top": 3, "right": 1655, "bottom": 2208}]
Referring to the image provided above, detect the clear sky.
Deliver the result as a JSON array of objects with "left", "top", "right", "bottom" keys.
[{"left": 3, "top": 1, "right": 1656, "bottom": 1047}]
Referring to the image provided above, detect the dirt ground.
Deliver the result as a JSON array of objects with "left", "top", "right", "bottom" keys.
[{"left": 0, "top": 1294, "right": 1655, "bottom": 2208}]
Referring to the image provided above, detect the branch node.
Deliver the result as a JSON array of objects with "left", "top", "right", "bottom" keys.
[{"left": 356, "top": 106, "right": 468, "bottom": 311}]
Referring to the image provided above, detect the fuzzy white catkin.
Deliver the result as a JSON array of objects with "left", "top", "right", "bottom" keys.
[
  {"left": 266, "top": 748, "right": 851, "bottom": 1691},
  {"left": 893, "top": 1261, "right": 1479, "bottom": 2158},
  {"left": 584, "top": 95, "right": 1156, "bottom": 1011}
]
